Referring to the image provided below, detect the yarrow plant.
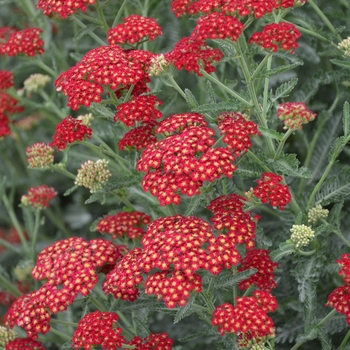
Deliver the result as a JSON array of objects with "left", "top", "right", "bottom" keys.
[{"left": 2, "top": 0, "right": 350, "bottom": 349}]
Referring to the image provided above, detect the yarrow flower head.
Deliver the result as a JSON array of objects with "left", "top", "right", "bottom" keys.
[
  {"left": 26, "top": 142, "right": 54, "bottom": 169},
  {"left": 338, "top": 37, "right": 350, "bottom": 57},
  {"left": 72, "top": 311, "right": 125, "bottom": 350},
  {"left": 107, "top": 15, "right": 162, "bottom": 45},
  {"left": 290, "top": 224, "right": 315, "bottom": 248},
  {"left": 148, "top": 54, "right": 169, "bottom": 76},
  {"left": 253, "top": 172, "right": 291, "bottom": 210},
  {"left": 127, "top": 333, "right": 173, "bottom": 349},
  {"left": 37, "top": 0, "right": 96, "bottom": 18},
  {"left": 5, "top": 337, "right": 45, "bottom": 350},
  {"left": 96, "top": 211, "right": 151, "bottom": 239},
  {"left": 212, "top": 291, "right": 277, "bottom": 348},
  {"left": 277, "top": 102, "right": 317, "bottom": 130},
  {"left": 238, "top": 249, "right": 278, "bottom": 291},
  {"left": 21, "top": 185, "right": 57, "bottom": 210},
  {"left": 308, "top": 204, "right": 329, "bottom": 223},
  {"left": 0, "top": 326, "right": 16, "bottom": 347},
  {"left": 49, "top": 116, "right": 92, "bottom": 151},
  {"left": 218, "top": 112, "right": 261, "bottom": 156},
  {"left": 1, "top": 28, "right": 44, "bottom": 57},
  {"left": 75, "top": 159, "right": 111, "bottom": 193},
  {"left": 165, "top": 37, "right": 223, "bottom": 76},
  {"left": 249, "top": 22, "right": 301, "bottom": 53},
  {"left": 23, "top": 74, "right": 51, "bottom": 94},
  {"left": 0, "top": 70, "right": 14, "bottom": 90}
]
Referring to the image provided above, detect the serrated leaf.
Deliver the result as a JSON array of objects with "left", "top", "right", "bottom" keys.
[
  {"left": 85, "top": 174, "right": 141, "bottom": 204},
  {"left": 193, "top": 100, "right": 242, "bottom": 113},
  {"left": 330, "top": 58, "right": 350, "bottom": 69},
  {"left": 178, "top": 330, "right": 209, "bottom": 342},
  {"left": 213, "top": 269, "right": 257, "bottom": 290},
  {"left": 259, "top": 126, "right": 284, "bottom": 141},
  {"left": 329, "top": 136, "right": 347, "bottom": 161},
  {"left": 274, "top": 154, "right": 312, "bottom": 178},
  {"left": 261, "top": 61, "right": 303, "bottom": 78},
  {"left": 316, "top": 168, "right": 350, "bottom": 205},
  {"left": 133, "top": 316, "right": 150, "bottom": 336},
  {"left": 89, "top": 103, "right": 115, "bottom": 120},
  {"left": 255, "top": 226, "right": 272, "bottom": 247},
  {"left": 174, "top": 294, "right": 195, "bottom": 323},
  {"left": 271, "top": 77, "right": 298, "bottom": 102},
  {"left": 73, "top": 24, "right": 99, "bottom": 41},
  {"left": 270, "top": 242, "right": 295, "bottom": 262},
  {"left": 206, "top": 80, "right": 216, "bottom": 103},
  {"left": 185, "top": 188, "right": 212, "bottom": 216},
  {"left": 63, "top": 185, "right": 79, "bottom": 197},
  {"left": 184, "top": 89, "right": 199, "bottom": 109},
  {"left": 343, "top": 101, "right": 350, "bottom": 137},
  {"left": 60, "top": 342, "right": 73, "bottom": 350}
]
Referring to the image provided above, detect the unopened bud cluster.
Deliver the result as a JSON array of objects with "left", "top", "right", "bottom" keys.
[
  {"left": 290, "top": 224, "right": 315, "bottom": 248},
  {"left": 75, "top": 159, "right": 111, "bottom": 193},
  {"left": 308, "top": 204, "right": 329, "bottom": 223},
  {"left": 149, "top": 54, "right": 169, "bottom": 76},
  {"left": 77, "top": 113, "right": 93, "bottom": 127},
  {"left": 338, "top": 37, "right": 350, "bottom": 57},
  {"left": 26, "top": 142, "right": 54, "bottom": 169},
  {"left": 0, "top": 326, "right": 16, "bottom": 347},
  {"left": 23, "top": 73, "right": 51, "bottom": 93},
  {"left": 14, "top": 260, "right": 34, "bottom": 282},
  {"left": 277, "top": 102, "right": 316, "bottom": 130}
]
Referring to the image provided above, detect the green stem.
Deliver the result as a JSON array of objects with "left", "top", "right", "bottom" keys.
[
  {"left": 165, "top": 74, "right": 187, "bottom": 99},
  {"left": 250, "top": 53, "right": 273, "bottom": 81},
  {"left": 51, "top": 318, "right": 78, "bottom": 327},
  {"left": 49, "top": 165, "right": 76, "bottom": 180},
  {"left": 71, "top": 15, "right": 107, "bottom": 46},
  {"left": 331, "top": 227, "right": 350, "bottom": 249},
  {"left": 112, "top": 0, "right": 129, "bottom": 27},
  {"left": 316, "top": 309, "right": 337, "bottom": 328},
  {"left": 199, "top": 69, "right": 252, "bottom": 107},
  {"left": 31, "top": 209, "right": 42, "bottom": 261},
  {"left": 49, "top": 326, "right": 72, "bottom": 341},
  {"left": 30, "top": 57, "right": 57, "bottom": 78},
  {"left": 242, "top": 285, "right": 255, "bottom": 297},
  {"left": 39, "top": 90, "right": 66, "bottom": 119},
  {"left": 296, "top": 248, "right": 316, "bottom": 256},
  {"left": 0, "top": 274, "right": 22, "bottom": 297},
  {"left": 0, "top": 238, "right": 20, "bottom": 254},
  {"left": 339, "top": 327, "right": 350, "bottom": 349},
  {"left": 2, "top": 193, "right": 29, "bottom": 254},
  {"left": 112, "top": 191, "right": 136, "bottom": 211},
  {"left": 75, "top": 12, "right": 102, "bottom": 24},
  {"left": 274, "top": 128, "right": 294, "bottom": 159},
  {"left": 307, "top": 0, "right": 342, "bottom": 41},
  {"left": 89, "top": 294, "right": 107, "bottom": 312},
  {"left": 200, "top": 292, "right": 215, "bottom": 313},
  {"left": 246, "top": 150, "right": 272, "bottom": 172},
  {"left": 95, "top": 0, "right": 109, "bottom": 31}
]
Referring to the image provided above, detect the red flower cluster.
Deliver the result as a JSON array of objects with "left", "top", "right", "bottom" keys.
[
  {"left": 0, "top": 70, "right": 14, "bottom": 90},
  {"left": 218, "top": 112, "right": 260, "bottom": 156},
  {"left": 107, "top": 15, "right": 162, "bottom": 45},
  {"left": 127, "top": 333, "right": 173, "bottom": 350},
  {"left": 212, "top": 291, "right": 277, "bottom": 347},
  {"left": 137, "top": 113, "right": 235, "bottom": 205},
  {"left": 118, "top": 121, "right": 158, "bottom": 150},
  {"left": 0, "top": 27, "right": 17, "bottom": 54},
  {"left": 114, "top": 95, "right": 162, "bottom": 126},
  {"left": 249, "top": 22, "right": 301, "bottom": 53},
  {"left": 191, "top": 12, "right": 244, "bottom": 41},
  {"left": 49, "top": 116, "right": 92, "bottom": 151},
  {"left": 37, "top": 0, "right": 96, "bottom": 18},
  {"left": 72, "top": 311, "right": 125, "bottom": 350},
  {"left": 326, "top": 254, "right": 350, "bottom": 324},
  {"left": 277, "top": 102, "right": 317, "bottom": 130},
  {"left": 103, "top": 247, "right": 143, "bottom": 301},
  {"left": 55, "top": 46, "right": 152, "bottom": 110},
  {"left": 165, "top": 37, "right": 223, "bottom": 76},
  {"left": 1, "top": 28, "right": 44, "bottom": 56},
  {"left": 253, "top": 172, "right": 291, "bottom": 210},
  {"left": 238, "top": 249, "right": 278, "bottom": 291},
  {"left": 207, "top": 194, "right": 259, "bottom": 249},
  {"left": 96, "top": 211, "right": 151, "bottom": 239},
  {"left": 21, "top": 184, "right": 57, "bottom": 209},
  {"left": 5, "top": 337, "right": 45, "bottom": 350},
  {"left": 0, "top": 113, "right": 11, "bottom": 138}
]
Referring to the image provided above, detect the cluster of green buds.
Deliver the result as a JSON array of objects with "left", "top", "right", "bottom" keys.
[
  {"left": 338, "top": 37, "right": 350, "bottom": 57},
  {"left": 148, "top": 54, "right": 169, "bottom": 76},
  {"left": 75, "top": 159, "right": 111, "bottom": 193},
  {"left": 308, "top": 204, "right": 329, "bottom": 223},
  {"left": 26, "top": 142, "right": 54, "bottom": 169},
  {"left": 14, "top": 260, "right": 34, "bottom": 282},
  {"left": 23, "top": 73, "right": 51, "bottom": 94},
  {"left": 290, "top": 224, "right": 315, "bottom": 248},
  {"left": 0, "top": 326, "right": 16, "bottom": 347},
  {"left": 77, "top": 113, "right": 93, "bottom": 127}
]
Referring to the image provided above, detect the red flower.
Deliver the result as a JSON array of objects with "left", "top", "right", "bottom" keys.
[
  {"left": 249, "top": 22, "right": 301, "bottom": 53},
  {"left": 114, "top": 95, "right": 163, "bottom": 127},
  {"left": 0, "top": 113, "right": 11, "bottom": 138},
  {"left": 165, "top": 37, "right": 223, "bottom": 76},
  {"left": 107, "top": 15, "right": 162, "bottom": 45},
  {"left": 5, "top": 337, "right": 45, "bottom": 350},
  {"left": 96, "top": 211, "right": 151, "bottom": 239},
  {"left": 0, "top": 27, "right": 17, "bottom": 55},
  {"left": 238, "top": 249, "right": 278, "bottom": 291},
  {"left": 0, "top": 92, "right": 24, "bottom": 114},
  {"left": 0, "top": 70, "right": 14, "bottom": 90},
  {"left": 118, "top": 121, "right": 158, "bottom": 151},
  {"left": 72, "top": 311, "right": 125, "bottom": 350},
  {"left": 49, "top": 116, "right": 92, "bottom": 150},
  {"left": 2, "top": 28, "right": 44, "bottom": 56},
  {"left": 326, "top": 286, "right": 350, "bottom": 324},
  {"left": 191, "top": 12, "right": 244, "bottom": 41},
  {"left": 37, "top": 0, "right": 96, "bottom": 18},
  {"left": 218, "top": 112, "right": 261, "bottom": 156},
  {"left": 253, "top": 172, "right": 291, "bottom": 210},
  {"left": 21, "top": 184, "right": 57, "bottom": 209},
  {"left": 222, "top": 0, "right": 277, "bottom": 18},
  {"left": 337, "top": 254, "right": 350, "bottom": 284},
  {"left": 127, "top": 333, "right": 173, "bottom": 350}
]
